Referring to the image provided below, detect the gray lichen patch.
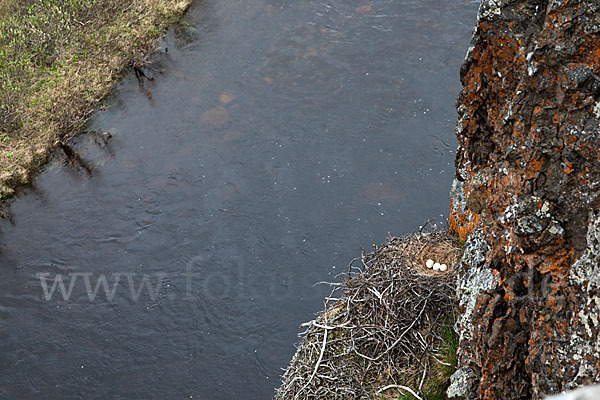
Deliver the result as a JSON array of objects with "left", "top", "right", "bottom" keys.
[
  {"left": 454, "top": 227, "right": 497, "bottom": 344},
  {"left": 448, "top": 366, "right": 476, "bottom": 398},
  {"left": 562, "top": 210, "right": 600, "bottom": 389}
]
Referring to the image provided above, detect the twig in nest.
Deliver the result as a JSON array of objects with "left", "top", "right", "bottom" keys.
[
  {"left": 297, "top": 327, "right": 328, "bottom": 399},
  {"left": 378, "top": 384, "right": 423, "bottom": 400}
]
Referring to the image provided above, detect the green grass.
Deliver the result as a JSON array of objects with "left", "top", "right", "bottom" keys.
[
  {"left": 0, "top": 0, "right": 97, "bottom": 130},
  {"left": 0, "top": 0, "right": 190, "bottom": 198},
  {"left": 422, "top": 315, "right": 459, "bottom": 400},
  {"left": 381, "top": 316, "right": 459, "bottom": 400}
]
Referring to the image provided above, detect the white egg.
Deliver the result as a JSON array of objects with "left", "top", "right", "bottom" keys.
[
  {"left": 426, "top": 259, "right": 434, "bottom": 269},
  {"left": 439, "top": 264, "right": 448, "bottom": 272},
  {"left": 433, "top": 262, "right": 441, "bottom": 271}
]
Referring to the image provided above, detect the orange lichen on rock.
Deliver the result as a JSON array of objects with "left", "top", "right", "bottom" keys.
[
  {"left": 449, "top": 0, "right": 600, "bottom": 398},
  {"left": 449, "top": 199, "right": 481, "bottom": 243}
]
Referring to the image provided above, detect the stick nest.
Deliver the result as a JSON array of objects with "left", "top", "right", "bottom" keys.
[{"left": 276, "top": 230, "right": 462, "bottom": 399}]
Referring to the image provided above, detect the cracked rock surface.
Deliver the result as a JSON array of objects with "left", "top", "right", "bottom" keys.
[{"left": 449, "top": 0, "right": 600, "bottom": 398}]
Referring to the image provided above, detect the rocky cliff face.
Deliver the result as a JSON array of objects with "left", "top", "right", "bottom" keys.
[{"left": 449, "top": 0, "right": 600, "bottom": 399}]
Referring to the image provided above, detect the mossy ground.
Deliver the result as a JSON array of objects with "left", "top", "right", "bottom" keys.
[
  {"left": 423, "top": 316, "right": 459, "bottom": 399},
  {"left": 375, "top": 315, "right": 458, "bottom": 400},
  {"left": 0, "top": 0, "right": 191, "bottom": 199},
  {"left": 376, "top": 316, "right": 458, "bottom": 400}
]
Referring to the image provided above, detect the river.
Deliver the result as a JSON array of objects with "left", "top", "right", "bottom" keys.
[{"left": 0, "top": 0, "right": 478, "bottom": 398}]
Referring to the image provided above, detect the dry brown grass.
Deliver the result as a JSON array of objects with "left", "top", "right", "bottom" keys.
[
  {"left": 0, "top": 0, "right": 192, "bottom": 199},
  {"left": 276, "top": 229, "right": 463, "bottom": 400},
  {"left": 401, "top": 232, "right": 461, "bottom": 277}
]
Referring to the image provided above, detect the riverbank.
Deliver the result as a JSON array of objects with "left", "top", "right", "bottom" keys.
[{"left": 0, "top": 0, "right": 191, "bottom": 200}]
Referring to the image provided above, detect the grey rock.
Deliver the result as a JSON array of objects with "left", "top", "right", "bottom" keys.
[
  {"left": 448, "top": 366, "right": 476, "bottom": 398},
  {"left": 545, "top": 385, "right": 600, "bottom": 400}
]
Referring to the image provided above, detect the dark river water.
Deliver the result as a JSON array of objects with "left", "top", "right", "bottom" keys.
[{"left": 0, "top": 1, "right": 478, "bottom": 398}]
